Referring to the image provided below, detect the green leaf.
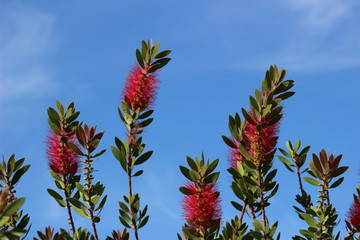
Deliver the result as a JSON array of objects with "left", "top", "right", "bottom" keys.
[
  {"left": 303, "top": 177, "right": 321, "bottom": 186},
  {"left": 67, "top": 111, "right": 80, "bottom": 123},
  {"left": 138, "top": 215, "right": 149, "bottom": 229},
  {"left": 141, "top": 40, "right": 148, "bottom": 62},
  {"left": 74, "top": 180, "right": 84, "bottom": 191},
  {"left": 135, "top": 151, "right": 153, "bottom": 165},
  {"left": 72, "top": 205, "right": 89, "bottom": 218},
  {"left": 49, "top": 121, "right": 60, "bottom": 135},
  {"left": 189, "top": 170, "right": 199, "bottom": 182},
  {"left": 179, "top": 186, "right": 193, "bottom": 195},
  {"left": 68, "top": 197, "right": 87, "bottom": 210},
  {"left": 133, "top": 170, "right": 143, "bottom": 177},
  {"left": 249, "top": 96, "right": 260, "bottom": 112},
  {"left": 179, "top": 166, "right": 192, "bottom": 181},
  {"left": 138, "top": 118, "right": 154, "bottom": 128},
  {"left": 241, "top": 108, "right": 256, "bottom": 125},
  {"left": 276, "top": 91, "right": 295, "bottom": 101},
  {"left": 55, "top": 179, "right": 65, "bottom": 190},
  {"left": 118, "top": 201, "right": 129, "bottom": 212},
  {"left": 231, "top": 182, "right": 244, "bottom": 200},
  {"left": 264, "top": 113, "right": 282, "bottom": 127},
  {"left": 205, "top": 158, "right": 219, "bottom": 175},
  {"left": 182, "top": 227, "right": 202, "bottom": 240},
  {"left": 47, "top": 189, "right": 63, "bottom": 201},
  {"left": 265, "top": 169, "right": 277, "bottom": 182},
  {"left": 47, "top": 107, "right": 60, "bottom": 123},
  {"left": 299, "top": 229, "right": 316, "bottom": 238},
  {"left": 243, "top": 176, "right": 257, "bottom": 186},
  {"left": 255, "top": 88, "right": 263, "bottom": 103},
  {"left": 222, "top": 135, "right": 235, "bottom": 148},
  {"left": 262, "top": 104, "right": 272, "bottom": 117},
  {"left": 91, "top": 195, "right": 101, "bottom": 205},
  {"left": 231, "top": 201, "right": 243, "bottom": 211},
  {"left": 95, "top": 195, "right": 107, "bottom": 211},
  {"left": 300, "top": 213, "right": 318, "bottom": 227},
  {"left": 93, "top": 216, "right": 100, "bottom": 223},
  {"left": 148, "top": 58, "right": 171, "bottom": 73},
  {"left": 138, "top": 110, "right": 154, "bottom": 119},
  {"left": 93, "top": 149, "right": 106, "bottom": 158},
  {"left": 56, "top": 100, "right": 65, "bottom": 115},
  {"left": 186, "top": 156, "right": 198, "bottom": 171},
  {"left": 120, "top": 209, "right": 131, "bottom": 223},
  {"left": 68, "top": 142, "right": 85, "bottom": 156},
  {"left": 151, "top": 42, "right": 160, "bottom": 60},
  {"left": 329, "top": 177, "right": 344, "bottom": 188},
  {"left": 2, "top": 198, "right": 25, "bottom": 216},
  {"left": 238, "top": 144, "right": 252, "bottom": 161},
  {"left": 119, "top": 216, "right": 131, "bottom": 228},
  {"left": 294, "top": 139, "right": 301, "bottom": 152},
  {"left": 118, "top": 107, "right": 125, "bottom": 122},
  {"left": 155, "top": 50, "right": 172, "bottom": 59},
  {"left": 252, "top": 219, "right": 263, "bottom": 231},
  {"left": 49, "top": 170, "right": 61, "bottom": 181},
  {"left": 11, "top": 165, "right": 30, "bottom": 186},
  {"left": 136, "top": 49, "right": 145, "bottom": 68},
  {"left": 277, "top": 156, "right": 294, "bottom": 167},
  {"left": 111, "top": 145, "right": 127, "bottom": 171},
  {"left": 204, "top": 172, "right": 220, "bottom": 184}
]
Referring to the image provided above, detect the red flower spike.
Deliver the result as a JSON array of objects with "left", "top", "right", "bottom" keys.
[
  {"left": 229, "top": 138, "right": 242, "bottom": 169},
  {"left": 229, "top": 110, "right": 280, "bottom": 167},
  {"left": 46, "top": 130, "right": 80, "bottom": 176},
  {"left": 347, "top": 197, "right": 360, "bottom": 227},
  {"left": 122, "top": 65, "right": 158, "bottom": 111},
  {"left": 182, "top": 182, "right": 221, "bottom": 234}
]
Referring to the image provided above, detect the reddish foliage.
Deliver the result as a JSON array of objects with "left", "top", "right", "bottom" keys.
[
  {"left": 46, "top": 130, "right": 80, "bottom": 176},
  {"left": 182, "top": 182, "right": 221, "bottom": 233},
  {"left": 347, "top": 197, "right": 360, "bottom": 227},
  {"left": 122, "top": 65, "right": 158, "bottom": 111}
]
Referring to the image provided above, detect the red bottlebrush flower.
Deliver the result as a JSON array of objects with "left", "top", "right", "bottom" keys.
[
  {"left": 347, "top": 197, "right": 360, "bottom": 227},
  {"left": 229, "top": 138, "right": 241, "bottom": 169},
  {"left": 122, "top": 65, "right": 158, "bottom": 111},
  {"left": 182, "top": 182, "right": 221, "bottom": 234},
  {"left": 46, "top": 130, "right": 80, "bottom": 176},
  {"left": 229, "top": 110, "right": 280, "bottom": 167}
]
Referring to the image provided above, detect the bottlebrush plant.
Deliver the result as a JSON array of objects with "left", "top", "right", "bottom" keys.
[{"left": 0, "top": 41, "right": 359, "bottom": 240}]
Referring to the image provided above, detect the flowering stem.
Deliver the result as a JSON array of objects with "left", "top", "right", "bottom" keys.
[
  {"left": 258, "top": 166, "right": 268, "bottom": 237},
  {"left": 296, "top": 165, "right": 307, "bottom": 199},
  {"left": 84, "top": 156, "right": 99, "bottom": 240},
  {"left": 239, "top": 201, "right": 248, "bottom": 223},
  {"left": 63, "top": 178, "right": 76, "bottom": 234},
  {"left": 345, "top": 227, "right": 359, "bottom": 240},
  {"left": 127, "top": 123, "right": 140, "bottom": 240}
]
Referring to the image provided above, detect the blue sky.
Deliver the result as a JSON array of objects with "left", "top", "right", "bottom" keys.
[{"left": 0, "top": 0, "right": 359, "bottom": 239}]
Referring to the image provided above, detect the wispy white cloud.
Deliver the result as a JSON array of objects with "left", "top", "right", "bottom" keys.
[
  {"left": 0, "top": 2, "right": 58, "bottom": 102},
  {"left": 286, "top": 0, "right": 358, "bottom": 31},
  {"left": 198, "top": 0, "right": 360, "bottom": 72}
]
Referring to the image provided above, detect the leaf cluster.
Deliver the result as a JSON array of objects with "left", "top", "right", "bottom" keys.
[
  {"left": 136, "top": 40, "right": 171, "bottom": 73},
  {"left": 0, "top": 154, "right": 30, "bottom": 239},
  {"left": 47, "top": 100, "right": 80, "bottom": 136},
  {"left": 118, "top": 194, "right": 149, "bottom": 232}
]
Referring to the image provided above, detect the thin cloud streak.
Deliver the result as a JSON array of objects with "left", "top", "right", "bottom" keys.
[{"left": 0, "top": 2, "right": 58, "bottom": 102}]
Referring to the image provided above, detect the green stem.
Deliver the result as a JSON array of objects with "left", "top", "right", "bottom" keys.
[
  {"left": 84, "top": 156, "right": 99, "bottom": 240},
  {"left": 63, "top": 177, "right": 76, "bottom": 234},
  {"left": 258, "top": 166, "right": 268, "bottom": 238},
  {"left": 127, "top": 122, "right": 140, "bottom": 240}
]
